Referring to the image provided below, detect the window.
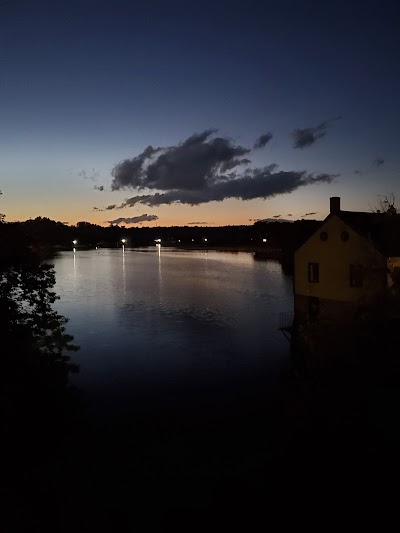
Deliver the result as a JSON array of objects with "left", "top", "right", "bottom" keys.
[
  {"left": 308, "top": 262, "right": 319, "bottom": 283},
  {"left": 350, "top": 264, "right": 364, "bottom": 287}
]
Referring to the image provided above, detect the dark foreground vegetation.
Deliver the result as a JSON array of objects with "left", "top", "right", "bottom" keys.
[
  {"left": 0, "top": 218, "right": 80, "bottom": 531},
  {"left": 1, "top": 213, "right": 400, "bottom": 531}
]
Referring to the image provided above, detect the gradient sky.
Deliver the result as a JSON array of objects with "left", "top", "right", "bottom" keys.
[{"left": 1, "top": 0, "right": 399, "bottom": 226}]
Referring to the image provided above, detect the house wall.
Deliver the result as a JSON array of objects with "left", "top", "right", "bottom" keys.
[
  {"left": 294, "top": 294, "right": 358, "bottom": 322},
  {"left": 387, "top": 257, "right": 400, "bottom": 287},
  {"left": 294, "top": 214, "right": 387, "bottom": 304}
]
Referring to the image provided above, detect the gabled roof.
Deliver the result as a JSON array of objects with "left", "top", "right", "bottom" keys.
[{"left": 336, "top": 210, "right": 400, "bottom": 257}]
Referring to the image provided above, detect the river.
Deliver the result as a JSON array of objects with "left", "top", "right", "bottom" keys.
[{"left": 53, "top": 247, "right": 293, "bottom": 419}]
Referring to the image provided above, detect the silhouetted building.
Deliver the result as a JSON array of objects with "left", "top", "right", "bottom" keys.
[{"left": 292, "top": 197, "right": 400, "bottom": 364}]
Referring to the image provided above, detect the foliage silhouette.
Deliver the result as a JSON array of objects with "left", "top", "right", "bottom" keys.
[{"left": 0, "top": 204, "right": 79, "bottom": 471}]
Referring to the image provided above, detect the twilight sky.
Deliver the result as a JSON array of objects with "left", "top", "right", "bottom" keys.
[{"left": 1, "top": 0, "right": 399, "bottom": 226}]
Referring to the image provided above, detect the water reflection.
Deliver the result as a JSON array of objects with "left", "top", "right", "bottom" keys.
[
  {"left": 122, "top": 249, "right": 126, "bottom": 304},
  {"left": 72, "top": 250, "right": 77, "bottom": 295},
  {"left": 53, "top": 249, "right": 293, "bottom": 404}
]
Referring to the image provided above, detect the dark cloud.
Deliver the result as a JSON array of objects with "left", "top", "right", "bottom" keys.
[
  {"left": 286, "top": 214, "right": 293, "bottom": 216},
  {"left": 109, "top": 130, "right": 338, "bottom": 208},
  {"left": 219, "top": 158, "right": 251, "bottom": 172},
  {"left": 113, "top": 169, "right": 337, "bottom": 208},
  {"left": 106, "top": 214, "right": 159, "bottom": 225},
  {"left": 273, "top": 215, "right": 281, "bottom": 218},
  {"left": 111, "top": 145, "right": 162, "bottom": 190},
  {"left": 354, "top": 170, "right": 361, "bottom": 174},
  {"left": 111, "top": 130, "right": 250, "bottom": 192},
  {"left": 94, "top": 185, "right": 104, "bottom": 191},
  {"left": 301, "top": 212, "right": 317, "bottom": 217},
  {"left": 187, "top": 221, "right": 208, "bottom": 225},
  {"left": 291, "top": 116, "right": 341, "bottom": 149},
  {"left": 373, "top": 157, "right": 384, "bottom": 167},
  {"left": 254, "top": 132, "right": 273, "bottom": 149},
  {"left": 118, "top": 194, "right": 163, "bottom": 209}
]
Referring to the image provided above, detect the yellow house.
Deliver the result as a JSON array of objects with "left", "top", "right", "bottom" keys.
[{"left": 292, "top": 197, "right": 400, "bottom": 358}]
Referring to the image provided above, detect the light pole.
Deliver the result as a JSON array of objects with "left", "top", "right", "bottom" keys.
[
  {"left": 72, "top": 240, "right": 77, "bottom": 253},
  {"left": 121, "top": 238, "right": 126, "bottom": 253}
]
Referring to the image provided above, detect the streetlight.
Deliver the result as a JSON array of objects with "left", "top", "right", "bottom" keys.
[
  {"left": 72, "top": 240, "right": 77, "bottom": 253},
  {"left": 121, "top": 238, "right": 126, "bottom": 253}
]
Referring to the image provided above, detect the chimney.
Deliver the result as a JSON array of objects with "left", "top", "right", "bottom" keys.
[{"left": 330, "top": 196, "right": 341, "bottom": 214}]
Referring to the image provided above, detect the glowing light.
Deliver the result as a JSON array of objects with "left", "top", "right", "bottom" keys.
[
  {"left": 263, "top": 238, "right": 267, "bottom": 243},
  {"left": 155, "top": 238, "right": 161, "bottom": 243},
  {"left": 72, "top": 240, "right": 77, "bottom": 245},
  {"left": 121, "top": 239, "right": 126, "bottom": 244}
]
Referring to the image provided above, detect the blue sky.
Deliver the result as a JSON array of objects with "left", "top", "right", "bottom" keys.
[{"left": 1, "top": 0, "right": 399, "bottom": 226}]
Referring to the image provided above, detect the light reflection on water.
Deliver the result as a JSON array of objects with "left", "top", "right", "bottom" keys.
[{"left": 53, "top": 248, "right": 293, "bottom": 412}]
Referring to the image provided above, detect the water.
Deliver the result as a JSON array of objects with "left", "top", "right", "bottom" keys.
[
  {"left": 53, "top": 247, "right": 293, "bottom": 418},
  {"left": 15, "top": 249, "right": 388, "bottom": 529}
]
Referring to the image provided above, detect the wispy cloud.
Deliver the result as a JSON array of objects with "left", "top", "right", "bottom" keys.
[
  {"left": 373, "top": 157, "right": 384, "bottom": 167},
  {"left": 254, "top": 132, "right": 273, "bottom": 149},
  {"left": 93, "top": 204, "right": 116, "bottom": 211},
  {"left": 106, "top": 214, "right": 159, "bottom": 225},
  {"left": 291, "top": 116, "right": 341, "bottom": 149},
  {"left": 187, "top": 221, "right": 209, "bottom": 225},
  {"left": 78, "top": 168, "right": 101, "bottom": 181},
  {"left": 253, "top": 217, "right": 293, "bottom": 223},
  {"left": 109, "top": 130, "right": 338, "bottom": 208},
  {"left": 301, "top": 212, "right": 317, "bottom": 217},
  {"left": 355, "top": 157, "right": 385, "bottom": 175}
]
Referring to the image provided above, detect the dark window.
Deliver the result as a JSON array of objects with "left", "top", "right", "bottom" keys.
[
  {"left": 341, "top": 231, "right": 350, "bottom": 242},
  {"left": 309, "top": 297, "right": 320, "bottom": 319},
  {"left": 350, "top": 264, "right": 364, "bottom": 287},
  {"left": 320, "top": 231, "right": 328, "bottom": 241},
  {"left": 308, "top": 262, "right": 319, "bottom": 283}
]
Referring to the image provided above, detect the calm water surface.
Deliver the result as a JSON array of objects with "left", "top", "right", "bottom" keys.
[{"left": 53, "top": 248, "right": 293, "bottom": 416}]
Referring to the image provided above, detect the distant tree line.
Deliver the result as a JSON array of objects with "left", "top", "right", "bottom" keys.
[{"left": 4, "top": 216, "right": 322, "bottom": 256}]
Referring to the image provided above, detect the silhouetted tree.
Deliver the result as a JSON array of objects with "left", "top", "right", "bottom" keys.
[
  {"left": 370, "top": 193, "right": 397, "bottom": 214},
  {"left": 0, "top": 196, "right": 79, "bottom": 472}
]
